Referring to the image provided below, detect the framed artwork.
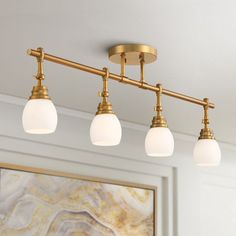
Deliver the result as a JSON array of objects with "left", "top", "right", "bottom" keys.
[{"left": 0, "top": 163, "right": 157, "bottom": 236}]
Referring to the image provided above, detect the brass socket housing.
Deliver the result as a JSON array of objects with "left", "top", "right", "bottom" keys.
[
  {"left": 151, "top": 115, "right": 168, "bottom": 128},
  {"left": 198, "top": 128, "right": 214, "bottom": 140},
  {"left": 29, "top": 84, "right": 50, "bottom": 100},
  {"left": 96, "top": 101, "right": 114, "bottom": 115}
]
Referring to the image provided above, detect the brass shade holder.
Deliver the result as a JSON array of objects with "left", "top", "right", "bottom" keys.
[
  {"left": 198, "top": 98, "right": 214, "bottom": 140},
  {"left": 29, "top": 47, "right": 50, "bottom": 100},
  {"left": 27, "top": 44, "right": 215, "bottom": 109},
  {"left": 151, "top": 84, "right": 168, "bottom": 128},
  {"left": 96, "top": 67, "right": 114, "bottom": 115}
]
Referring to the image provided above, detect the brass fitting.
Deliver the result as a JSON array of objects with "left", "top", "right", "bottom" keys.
[{"left": 139, "top": 53, "right": 147, "bottom": 87}]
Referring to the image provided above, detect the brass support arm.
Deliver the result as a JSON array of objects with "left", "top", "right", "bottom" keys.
[
  {"left": 120, "top": 53, "right": 126, "bottom": 78},
  {"left": 203, "top": 98, "right": 210, "bottom": 129},
  {"left": 155, "top": 84, "right": 163, "bottom": 114},
  {"left": 35, "top": 47, "right": 45, "bottom": 85},
  {"left": 27, "top": 48, "right": 215, "bottom": 109},
  {"left": 139, "top": 53, "right": 146, "bottom": 85},
  {"left": 101, "top": 67, "right": 109, "bottom": 103}
]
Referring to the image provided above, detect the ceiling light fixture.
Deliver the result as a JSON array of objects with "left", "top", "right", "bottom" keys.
[
  {"left": 193, "top": 98, "right": 221, "bottom": 166},
  {"left": 22, "top": 48, "right": 57, "bottom": 134},
  {"left": 90, "top": 67, "right": 122, "bottom": 146},
  {"left": 145, "top": 84, "right": 174, "bottom": 157},
  {"left": 25, "top": 44, "right": 221, "bottom": 166}
]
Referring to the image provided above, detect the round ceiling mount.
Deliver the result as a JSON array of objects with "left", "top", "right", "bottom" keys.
[{"left": 108, "top": 44, "right": 157, "bottom": 65}]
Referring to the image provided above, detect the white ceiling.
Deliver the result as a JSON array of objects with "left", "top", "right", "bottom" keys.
[{"left": 0, "top": 0, "right": 236, "bottom": 144}]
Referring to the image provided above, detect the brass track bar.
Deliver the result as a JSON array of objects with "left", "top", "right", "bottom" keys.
[{"left": 27, "top": 49, "right": 215, "bottom": 109}]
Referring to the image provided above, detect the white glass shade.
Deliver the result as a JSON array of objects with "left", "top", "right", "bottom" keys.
[
  {"left": 145, "top": 127, "right": 174, "bottom": 157},
  {"left": 22, "top": 99, "right": 58, "bottom": 134},
  {"left": 193, "top": 139, "right": 221, "bottom": 166},
  {"left": 90, "top": 114, "right": 122, "bottom": 146}
]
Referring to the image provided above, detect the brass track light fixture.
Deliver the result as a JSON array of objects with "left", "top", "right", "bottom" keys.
[{"left": 24, "top": 44, "right": 221, "bottom": 166}]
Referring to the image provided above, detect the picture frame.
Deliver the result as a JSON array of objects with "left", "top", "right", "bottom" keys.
[{"left": 0, "top": 162, "right": 157, "bottom": 235}]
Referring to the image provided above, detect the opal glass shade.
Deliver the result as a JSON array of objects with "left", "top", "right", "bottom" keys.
[
  {"left": 193, "top": 139, "right": 221, "bottom": 166},
  {"left": 22, "top": 99, "right": 57, "bottom": 134},
  {"left": 90, "top": 114, "right": 122, "bottom": 146},
  {"left": 145, "top": 127, "right": 174, "bottom": 157}
]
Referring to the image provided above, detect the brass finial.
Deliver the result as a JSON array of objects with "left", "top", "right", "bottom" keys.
[
  {"left": 198, "top": 98, "right": 214, "bottom": 139},
  {"left": 151, "top": 84, "right": 168, "bottom": 128},
  {"left": 96, "top": 67, "right": 114, "bottom": 115},
  {"left": 29, "top": 47, "right": 50, "bottom": 100}
]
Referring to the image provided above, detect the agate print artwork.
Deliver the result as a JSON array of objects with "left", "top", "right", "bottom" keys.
[{"left": 0, "top": 165, "right": 156, "bottom": 236}]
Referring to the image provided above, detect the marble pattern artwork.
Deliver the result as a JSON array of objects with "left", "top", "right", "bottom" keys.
[{"left": 0, "top": 168, "right": 155, "bottom": 236}]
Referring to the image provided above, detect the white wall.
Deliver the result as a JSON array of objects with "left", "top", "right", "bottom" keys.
[{"left": 0, "top": 94, "right": 235, "bottom": 236}]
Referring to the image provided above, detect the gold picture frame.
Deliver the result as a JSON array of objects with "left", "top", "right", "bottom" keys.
[{"left": 0, "top": 162, "right": 157, "bottom": 235}]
